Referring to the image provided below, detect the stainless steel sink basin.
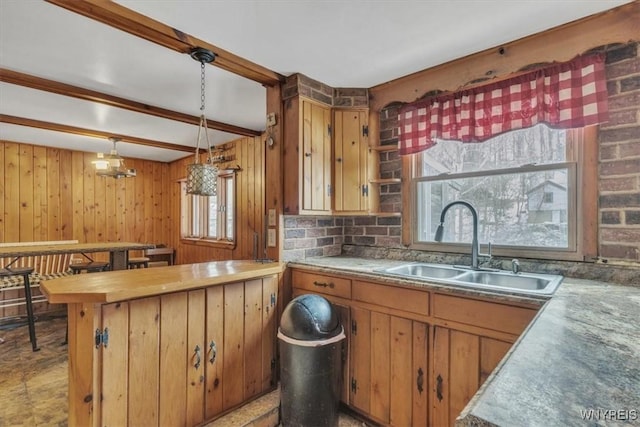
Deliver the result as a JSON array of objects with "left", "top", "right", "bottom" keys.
[
  {"left": 455, "top": 270, "right": 559, "bottom": 292},
  {"left": 377, "top": 262, "right": 563, "bottom": 295},
  {"left": 382, "top": 263, "right": 466, "bottom": 279}
]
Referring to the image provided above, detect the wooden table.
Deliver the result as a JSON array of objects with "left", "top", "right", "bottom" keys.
[{"left": 0, "top": 242, "right": 155, "bottom": 271}]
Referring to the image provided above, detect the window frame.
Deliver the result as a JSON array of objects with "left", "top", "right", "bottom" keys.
[
  {"left": 402, "top": 126, "right": 598, "bottom": 262},
  {"left": 179, "top": 170, "right": 236, "bottom": 249}
]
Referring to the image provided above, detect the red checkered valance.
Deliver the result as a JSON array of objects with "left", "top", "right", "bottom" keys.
[{"left": 398, "top": 52, "right": 609, "bottom": 155}]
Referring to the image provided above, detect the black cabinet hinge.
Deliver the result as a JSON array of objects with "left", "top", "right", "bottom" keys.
[
  {"left": 95, "top": 328, "right": 109, "bottom": 349},
  {"left": 362, "top": 184, "right": 369, "bottom": 197},
  {"left": 362, "top": 125, "right": 369, "bottom": 137},
  {"left": 327, "top": 124, "right": 332, "bottom": 137},
  {"left": 351, "top": 320, "right": 357, "bottom": 335},
  {"left": 351, "top": 378, "right": 357, "bottom": 394}
]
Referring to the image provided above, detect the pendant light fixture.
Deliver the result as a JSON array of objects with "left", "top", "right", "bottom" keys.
[
  {"left": 186, "top": 47, "right": 219, "bottom": 196},
  {"left": 92, "top": 137, "right": 136, "bottom": 178}
]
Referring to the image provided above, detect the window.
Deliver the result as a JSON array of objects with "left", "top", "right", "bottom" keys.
[
  {"left": 180, "top": 171, "right": 235, "bottom": 245},
  {"left": 409, "top": 124, "right": 596, "bottom": 260}
]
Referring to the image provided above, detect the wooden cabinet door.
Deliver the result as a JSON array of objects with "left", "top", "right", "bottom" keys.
[
  {"left": 334, "top": 302, "right": 351, "bottom": 404},
  {"left": 350, "top": 307, "right": 428, "bottom": 426},
  {"left": 301, "top": 99, "right": 332, "bottom": 212},
  {"left": 205, "top": 285, "right": 224, "bottom": 419},
  {"left": 261, "top": 275, "right": 279, "bottom": 392},
  {"left": 333, "top": 109, "right": 370, "bottom": 213},
  {"left": 186, "top": 289, "right": 206, "bottom": 426},
  {"left": 223, "top": 281, "right": 245, "bottom": 409},
  {"left": 431, "top": 326, "right": 511, "bottom": 426}
]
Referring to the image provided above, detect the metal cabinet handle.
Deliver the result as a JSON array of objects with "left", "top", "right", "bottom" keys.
[
  {"left": 436, "top": 374, "right": 443, "bottom": 402},
  {"left": 417, "top": 368, "right": 424, "bottom": 394},
  {"left": 209, "top": 341, "right": 217, "bottom": 364},
  {"left": 313, "top": 281, "right": 335, "bottom": 289},
  {"left": 336, "top": 157, "right": 342, "bottom": 162},
  {"left": 193, "top": 345, "right": 201, "bottom": 369},
  {"left": 304, "top": 152, "right": 312, "bottom": 157}
]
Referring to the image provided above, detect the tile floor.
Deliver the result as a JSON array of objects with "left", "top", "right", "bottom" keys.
[{"left": 0, "top": 315, "right": 371, "bottom": 427}]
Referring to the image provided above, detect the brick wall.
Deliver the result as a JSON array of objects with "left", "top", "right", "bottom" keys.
[
  {"left": 282, "top": 216, "right": 344, "bottom": 261},
  {"left": 599, "top": 42, "right": 640, "bottom": 262},
  {"left": 282, "top": 73, "right": 368, "bottom": 107}
]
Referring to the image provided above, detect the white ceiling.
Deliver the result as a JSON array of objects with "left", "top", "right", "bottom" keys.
[{"left": 0, "top": 0, "right": 632, "bottom": 163}]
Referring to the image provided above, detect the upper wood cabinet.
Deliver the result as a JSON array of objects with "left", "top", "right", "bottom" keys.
[
  {"left": 333, "top": 109, "right": 370, "bottom": 214},
  {"left": 284, "top": 97, "right": 332, "bottom": 215},
  {"left": 284, "top": 96, "right": 370, "bottom": 215}
]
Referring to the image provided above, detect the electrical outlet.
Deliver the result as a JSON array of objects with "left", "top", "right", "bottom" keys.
[
  {"left": 267, "top": 229, "right": 276, "bottom": 247},
  {"left": 266, "top": 113, "right": 277, "bottom": 127}
]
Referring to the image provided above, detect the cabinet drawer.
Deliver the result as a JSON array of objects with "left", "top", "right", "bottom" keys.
[
  {"left": 433, "top": 293, "right": 537, "bottom": 336},
  {"left": 352, "top": 280, "right": 429, "bottom": 316},
  {"left": 292, "top": 270, "right": 351, "bottom": 299}
]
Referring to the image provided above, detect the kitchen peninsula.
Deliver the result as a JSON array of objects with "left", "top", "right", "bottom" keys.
[{"left": 41, "top": 260, "right": 285, "bottom": 427}]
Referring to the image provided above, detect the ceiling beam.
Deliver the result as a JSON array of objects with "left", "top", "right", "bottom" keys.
[
  {"left": 0, "top": 68, "right": 262, "bottom": 137},
  {"left": 0, "top": 114, "right": 199, "bottom": 153},
  {"left": 45, "top": 0, "right": 285, "bottom": 87}
]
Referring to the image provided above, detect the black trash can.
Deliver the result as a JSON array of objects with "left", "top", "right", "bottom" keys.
[{"left": 278, "top": 294, "right": 345, "bottom": 427}]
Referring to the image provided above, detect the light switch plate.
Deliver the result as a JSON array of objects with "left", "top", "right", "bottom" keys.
[
  {"left": 267, "top": 229, "right": 276, "bottom": 247},
  {"left": 268, "top": 209, "right": 276, "bottom": 226}
]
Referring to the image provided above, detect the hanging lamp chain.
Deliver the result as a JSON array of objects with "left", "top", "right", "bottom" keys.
[
  {"left": 194, "top": 57, "right": 214, "bottom": 164},
  {"left": 200, "top": 61, "right": 206, "bottom": 113}
]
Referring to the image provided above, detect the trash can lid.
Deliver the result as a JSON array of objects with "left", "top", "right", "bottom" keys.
[{"left": 279, "top": 294, "right": 341, "bottom": 340}]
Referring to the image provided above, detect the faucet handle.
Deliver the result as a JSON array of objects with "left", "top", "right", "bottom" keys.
[
  {"left": 480, "top": 241, "right": 492, "bottom": 259},
  {"left": 512, "top": 258, "right": 520, "bottom": 274}
]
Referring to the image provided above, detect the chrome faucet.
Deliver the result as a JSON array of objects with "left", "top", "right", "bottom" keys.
[{"left": 434, "top": 200, "right": 491, "bottom": 270}]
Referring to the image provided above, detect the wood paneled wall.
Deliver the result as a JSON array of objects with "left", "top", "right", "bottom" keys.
[
  {"left": 1, "top": 135, "right": 266, "bottom": 263},
  {"left": 1, "top": 140, "right": 171, "bottom": 249},
  {"left": 165, "top": 136, "right": 266, "bottom": 263}
]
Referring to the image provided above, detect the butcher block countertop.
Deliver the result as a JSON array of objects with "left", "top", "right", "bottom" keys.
[{"left": 41, "top": 260, "right": 285, "bottom": 304}]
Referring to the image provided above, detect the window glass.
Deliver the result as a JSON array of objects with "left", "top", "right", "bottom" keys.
[
  {"left": 414, "top": 124, "right": 573, "bottom": 250},
  {"left": 180, "top": 172, "right": 235, "bottom": 243}
]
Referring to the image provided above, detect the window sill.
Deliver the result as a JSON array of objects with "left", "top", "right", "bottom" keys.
[
  {"left": 181, "top": 238, "right": 236, "bottom": 250},
  {"left": 409, "top": 242, "right": 585, "bottom": 262}
]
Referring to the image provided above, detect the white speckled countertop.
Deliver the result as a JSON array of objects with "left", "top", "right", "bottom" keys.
[{"left": 289, "top": 256, "right": 640, "bottom": 427}]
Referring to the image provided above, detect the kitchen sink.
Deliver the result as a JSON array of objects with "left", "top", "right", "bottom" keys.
[
  {"left": 377, "top": 262, "right": 563, "bottom": 295},
  {"left": 382, "top": 263, "right": 466, "bottom": 279}
]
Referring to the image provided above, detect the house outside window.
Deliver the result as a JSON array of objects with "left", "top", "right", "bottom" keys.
[
  {"left": 180, "top": 171, "right": 235, "bottom": 244},
  {"left": 410, "top": 124, "right": 595, "bottom": 260}
]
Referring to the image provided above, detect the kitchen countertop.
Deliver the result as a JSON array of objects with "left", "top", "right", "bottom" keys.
[
  {"left": 42, "top": 260, "right": 285, "bottom": 303},
  {"left": 290, "top": 256, "right": 640, "bottom": 427}
]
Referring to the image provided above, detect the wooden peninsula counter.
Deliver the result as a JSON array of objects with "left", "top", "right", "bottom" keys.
[{"left": 42, "top": 260, "right": 286, "bottom": 427}]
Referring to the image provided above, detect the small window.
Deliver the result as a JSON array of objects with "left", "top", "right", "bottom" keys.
[
  {"left": 408, "top": 124, "right": 595, "bottom": 260},
  {"left": 180, "top": 171, "right": 236, "bottom": 244}
]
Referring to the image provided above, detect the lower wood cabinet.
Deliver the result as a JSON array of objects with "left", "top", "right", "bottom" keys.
[
  {"left": 350, "top": 307, "right": 429, "bottom": 426},
  {"left": 69, "top": 275, "right": 278, "bottom": 427},
  {"left": 290, "top": 268, "right": 540, "bottom": 427},
  {"left": 431, "top": 326, "right": 512, "bottom": 426}
]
